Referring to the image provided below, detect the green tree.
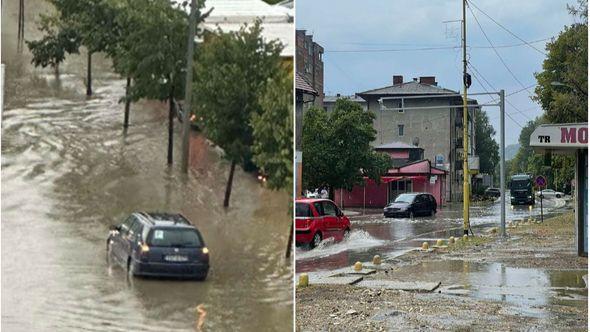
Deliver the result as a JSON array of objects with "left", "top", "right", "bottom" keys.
[
  {"left": 474, "top": 109, "right": 499, "bottom": 175},
  {"left": 533, "top": 0, "right": 587, "bottom": 123},
  {"left": 194, "top": 22, "right": 283, "bottom": 207},
  {"left": 511, "top": 117, "right": 545, "bottom": 175},
  {"left": 302, "top": 99, "right": 391, "bottom": 197},
  {"left": 510, "top": 115, "right": 575, "bottom": 191},
  {"left": 251, "top": 70, "right": 293, "bottom": 257},
  {"left": 26, "top": 13, "right": 81, "bottom": 76},
  {"left": 44, "top": 0, "right": 121, "bottom": 96},
  {"left": 251, "top": 71, "right": 293, "bottom": 192},
  {"left": 108, "top": 0, "right": 207, "bottom": 165}
]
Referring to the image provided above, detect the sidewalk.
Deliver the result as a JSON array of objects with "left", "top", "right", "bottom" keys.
[{"left": 296, "top": 212, "right": 587, "bottom": 331}]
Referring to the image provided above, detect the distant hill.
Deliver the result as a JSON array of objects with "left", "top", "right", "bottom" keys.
[{"left": 505, "top": 143, "right": 520, "bottom": 160}]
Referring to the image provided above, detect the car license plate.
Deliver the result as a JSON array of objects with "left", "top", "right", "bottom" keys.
[{"left": 165, "top": 255, "right": 188, "bottom": 262}]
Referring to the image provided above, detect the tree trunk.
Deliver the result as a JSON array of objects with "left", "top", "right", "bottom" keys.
[
  {"left": 167, "top": 93, "right": 174, "bottom": 165},
  {"left": 86, "top": 52, "right": 92, "bottom": 96},
  {"left": 285, "top": 220, "right": 293, "bottom": 258},
  {"left": 123, "top": 77, "right": 131, "bottom": 129},
  {"left": 223, "top": 160, "right": 236, "bottom": 208}
]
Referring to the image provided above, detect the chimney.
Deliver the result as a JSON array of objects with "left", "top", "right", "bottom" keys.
[
  {"left": 393, "top": 75, "right": 403, "bottom": 85},
  {"left": 419, "top": 76, "right": 436, "bottom": 85}
]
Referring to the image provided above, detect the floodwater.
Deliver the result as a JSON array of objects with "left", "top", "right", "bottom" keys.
[
  {"left": 397, "top": 260, "right": 587, "bottom": 316},
  {"left": 296, "top": 197, "right": 570, "bottom": 273},
  {"left": 1, "top": 24, "right": 292, "bottom": 332}
]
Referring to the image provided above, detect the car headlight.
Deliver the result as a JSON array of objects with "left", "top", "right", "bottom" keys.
[
  {"left": 510, "top": 196, "right": 515, "bottom": 199},
  {"left": 528, "top": 195, "right": 532, "bottom": 199}
]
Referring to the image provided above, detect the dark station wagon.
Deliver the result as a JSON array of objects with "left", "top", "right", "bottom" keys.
[{"left": 107, "top": 212, "right": 209, "bottom": 280}]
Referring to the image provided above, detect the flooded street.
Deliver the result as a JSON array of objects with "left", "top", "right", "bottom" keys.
[
  {"left": 2, "top": 44, "right": 291, "bottom": 332},
  {"left": 296, "top": 197, "right": 571, "bottom": 273}
]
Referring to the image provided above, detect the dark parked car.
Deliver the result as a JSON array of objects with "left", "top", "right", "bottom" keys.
[
  {"left": 383, "top": 193, "right": 437, "bottom": 218},
  {"left": 484, "top": 187, "right": 501, "bottom": 198},
  {"left": 107, "top": 212, "right": 209, "bottom": 280}
]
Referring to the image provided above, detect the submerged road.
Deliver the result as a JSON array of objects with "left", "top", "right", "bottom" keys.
[
  {"left": 296, "top": 197, "right": 570, "bottom": 273},
  {"left": 1, "top": 59, "right": 292, "bottom": 331}
]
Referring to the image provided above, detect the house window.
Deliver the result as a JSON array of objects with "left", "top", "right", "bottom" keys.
[{"left": 398, "top": 124, "right": 404, "bottom": 136}]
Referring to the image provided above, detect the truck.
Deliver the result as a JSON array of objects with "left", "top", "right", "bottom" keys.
[{"left": 509, "top": 174, "right": 535, "bottom": 206}]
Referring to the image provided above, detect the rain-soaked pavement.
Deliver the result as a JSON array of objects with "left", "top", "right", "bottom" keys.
[
  {"left": 296, "top": 197, "right": 571, "bottom": 273},
  {"left": 394, "top": 260, "right": 587, "bottom": 317},
  {"left": 2, "top": 18, "right": 292, "bottom": 332}
]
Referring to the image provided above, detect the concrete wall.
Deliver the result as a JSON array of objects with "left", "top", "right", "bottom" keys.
[
  {"left": 363, "top": 95, "right": 475, "bottom": 202},
  {"left": 366, "top": 96, "right": 455, "bottom": 200}
]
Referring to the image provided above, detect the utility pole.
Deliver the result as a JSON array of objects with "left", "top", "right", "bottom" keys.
[
  {"left": 181, "top": 0, "right": 199, "bottom": 173},
  {"left": 462, "top": 0, "right": 470, "bottom": 235},
  {"left": 499, "top": 89, "right": 506, "bottom": 237}
]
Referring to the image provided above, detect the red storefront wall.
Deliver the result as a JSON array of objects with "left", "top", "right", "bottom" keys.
[
  {"left": 334, "top": 175, "right": 446, "bottom": 209},
  {"left": 335, "top": 180, "right": 388, "bottom": 208}
]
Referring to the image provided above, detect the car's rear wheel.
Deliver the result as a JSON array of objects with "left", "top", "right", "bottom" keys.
[
  {"left": 310, "top": 232, "right": 322, "bottom": 249},
  {"left": 556, "top": 194, "right": 561, "bottom": 198}
]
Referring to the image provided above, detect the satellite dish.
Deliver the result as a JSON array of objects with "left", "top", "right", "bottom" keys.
[{"left": 412, "top": 137, "right": 420, "bottom": 146}]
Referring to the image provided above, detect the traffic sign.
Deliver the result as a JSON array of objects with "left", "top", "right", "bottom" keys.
[{"left": 535, "top": 175, "right": 547, "bottom": 188}]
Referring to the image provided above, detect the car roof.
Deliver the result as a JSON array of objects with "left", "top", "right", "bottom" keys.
[
  {"left": 398, "top": 192, "right": 432, "bottom": 196},
  {"left": 134, "top": 212, "right": 194, "bottom": 228},
  {"left": 296, "top": 198, "right": 335, "bottom": 204}
]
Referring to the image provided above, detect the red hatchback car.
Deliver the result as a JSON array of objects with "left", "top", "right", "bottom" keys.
[{"left": 295, "top": 198, "right": 351, "bottom": 248}]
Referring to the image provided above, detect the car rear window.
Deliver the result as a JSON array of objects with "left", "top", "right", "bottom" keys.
[
  {"left": 148, "top": 228, "right": 202, "bottom": 247},
  {"left": 296, "top": 203, "right": 312, "bottom": 217}
]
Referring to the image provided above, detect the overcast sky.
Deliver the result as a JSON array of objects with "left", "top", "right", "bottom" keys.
[{"left": 296, "top": 0, "right": 578, "bottom": 145}]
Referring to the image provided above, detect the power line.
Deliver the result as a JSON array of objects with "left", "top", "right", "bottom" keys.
[
  {"left": 467, "top": 62, "right": 528, "bottom": 125},
  {"left": 467, "top": 0, "right": 547, "bottom": 56},
  {"left": 324, "top": 38, "right": 551, "bottom": 53},
  {"left": 485, "top": 83, "right": 537, "bottom": 104},
  {"left": 467, "top": 2, "right": 534, "bottom": 97},
  {"left": 468, "top": 62, "right": 530, "bottom": 122},
  {"left": 324, "top": 55, "right": 365, "bottom": 92}
]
